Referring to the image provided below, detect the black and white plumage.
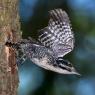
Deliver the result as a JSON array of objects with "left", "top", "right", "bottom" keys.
[
  {"left": 5, "top": 9, "right": 79, "bottom": 75},
  {"left": 39, "top": 9, "right": 74, "bottom": 58}
]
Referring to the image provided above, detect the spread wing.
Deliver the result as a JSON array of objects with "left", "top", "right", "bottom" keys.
[{"left": 38, "top": 9, "right": 74, "bottom": 57}]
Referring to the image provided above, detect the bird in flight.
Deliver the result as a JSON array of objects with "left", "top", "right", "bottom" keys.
[{"left": 6, "top": 9, "right": 80, "bottom": 75}]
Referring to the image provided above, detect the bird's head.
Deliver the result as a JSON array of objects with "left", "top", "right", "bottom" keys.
[{"left": 56, "top": 57, "right": 80, "bottom": 75}]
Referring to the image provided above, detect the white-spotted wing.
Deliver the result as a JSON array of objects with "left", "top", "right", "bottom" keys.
[{"left": 38, "top": 9, "right": 74, "bottom": 58}]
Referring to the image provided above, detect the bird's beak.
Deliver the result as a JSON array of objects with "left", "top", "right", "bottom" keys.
[{"left": 72, "top": 68, "right": 81, "bottom": 75}]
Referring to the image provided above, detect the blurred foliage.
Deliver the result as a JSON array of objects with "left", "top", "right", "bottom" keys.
[{"left": 18, "top": 0, "right": 95, "bottom": 95}]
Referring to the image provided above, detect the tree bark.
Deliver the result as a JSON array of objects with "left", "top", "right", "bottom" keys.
[{"left": 0, "top": 0, "right": 21, "bottom": 95}]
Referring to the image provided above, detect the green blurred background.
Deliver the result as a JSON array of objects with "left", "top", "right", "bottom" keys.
[{"left": 18, "top": 0, "right": 95, "bottom": 95}]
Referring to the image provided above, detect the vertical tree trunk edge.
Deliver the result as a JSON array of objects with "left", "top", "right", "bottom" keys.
[{"left": 0, "top": 0, "right": 21, "bottom": 95}]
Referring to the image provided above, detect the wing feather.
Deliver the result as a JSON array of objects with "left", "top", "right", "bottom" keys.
[{"left": 38, "top": 9, "right": 74, "bottom": 57}]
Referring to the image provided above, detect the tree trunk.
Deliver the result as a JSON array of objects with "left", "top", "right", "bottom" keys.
[{"left": 0, "top": 0, "right": 21, "bottom": 95}]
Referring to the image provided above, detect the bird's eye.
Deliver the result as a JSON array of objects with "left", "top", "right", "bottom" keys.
[
  {"left": 57, "top": 58, "right": 72, "bottom": 67},
  {"left": 62, "top": 60, "right": 72, "bottom": 67}
]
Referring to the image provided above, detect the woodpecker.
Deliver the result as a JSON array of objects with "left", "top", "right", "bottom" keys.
[{"left": 5, "top": 9, "right": 80, "bottom": 75}]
